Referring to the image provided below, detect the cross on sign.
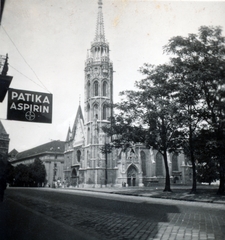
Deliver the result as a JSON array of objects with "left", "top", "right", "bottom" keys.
[{"left": 25, "top": 111, "right": 35, "bottom": 121}]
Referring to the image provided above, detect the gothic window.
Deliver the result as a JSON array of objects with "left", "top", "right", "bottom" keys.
[
  {"left": 140, "top": 151, "right": 147, "bottom": 176},
  {"left": 94, "top": 81, "right": 99, "bottom": 96},
  {"left": 103, "top": 105, "right": 107, "bottom": 120},
  {"left": 87, "top": 127, "right": 90, "bottom": 144},
  {"left": 87, "top": 103, "right": 90, "bottom": 122},
  {"left": 87, "top": 82, "right": 90, "bottom": 99},
  {"left": 172, "top": 153, "right": 179, "bottom": 171},
  {"left": 77, "top": 150, "right": 81, "bottom": 162},
  {"left": 103, "top": 81, "right": 107, "bottom": 96},
  {"left": 156, "top": 152, "right": 163, "bottom": 177},
  {"left": 93, "top": 104, "right": 98, "bottom": 119}
]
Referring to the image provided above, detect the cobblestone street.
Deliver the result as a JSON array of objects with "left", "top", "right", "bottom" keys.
[{"left": 2, "top": 188, "right": 225, "bottom": 240}]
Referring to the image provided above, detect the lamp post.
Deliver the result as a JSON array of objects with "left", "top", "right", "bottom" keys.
[{"left": 100, "top": 142, "right": 113, "bottom": 186}]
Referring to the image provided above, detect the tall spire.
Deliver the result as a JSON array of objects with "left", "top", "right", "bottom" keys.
[{"left": 94, "top": 0, "right": 105, "bottom": 43}]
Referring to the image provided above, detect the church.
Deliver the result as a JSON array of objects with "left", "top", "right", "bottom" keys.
[{"left": 62, "top": 0, "right": 192, "bottom": 188}]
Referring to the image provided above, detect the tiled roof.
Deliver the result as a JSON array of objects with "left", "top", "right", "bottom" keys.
[{"left": 16, "top": 140, "right": 65, "bottom": 160}]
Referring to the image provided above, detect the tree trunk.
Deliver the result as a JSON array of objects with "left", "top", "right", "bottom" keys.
[
  {"left": 163, "top": 150, "right": 172, "bottom": 192},
  {"left": 189, "top": 122, "right": 197, "bottom": 194},
  {"left": 217, "top": 160, "right": 224, "bottom": 195},
  {"left": 190, "top": 158, "right": 197, "bottom": 193}
]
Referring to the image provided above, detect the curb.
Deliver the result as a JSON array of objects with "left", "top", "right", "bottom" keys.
[{"left": 65, "top": 187, "right": 225, "bottom": 205}]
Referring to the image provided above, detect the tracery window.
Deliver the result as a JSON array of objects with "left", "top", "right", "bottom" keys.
[
  {"left": 94, "top": 81, "right": 99, "bottom": 96},
  {"left": 103, "top": 81, "right": 107, "bottom": 96},
  {"left": 87, "top": 82, "right": 90, "bottom": 99},
  {"left": 156, "top": 152, "right": 163, "bottom": 176},
  {"left": 141, "top": 151, "right": 147, "bottom": 176},
  {"left": 103, "top": 105, "right": 107, "bottom": 120},
  {"left": 77, "top": 150, "right": 81, "bottom": 162},
  {"left": 172, "top": 153, "right": 179, "bottom": 171},
  {"left": 87, "top": 103, "right": 90, "bottom": 122}
]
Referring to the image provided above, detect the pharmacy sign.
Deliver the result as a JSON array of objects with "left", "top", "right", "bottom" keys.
[{"left": 7, "top": 88, "right": 53, "bottom": 123}]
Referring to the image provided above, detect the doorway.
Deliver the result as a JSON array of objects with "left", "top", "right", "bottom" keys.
[{"left": 127, "top": 165, "right": 138, "bottom": 186}]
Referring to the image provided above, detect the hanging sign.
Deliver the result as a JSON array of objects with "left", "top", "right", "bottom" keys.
[{"left": 7, "top": 88, "right": 53, "bottom": 123}]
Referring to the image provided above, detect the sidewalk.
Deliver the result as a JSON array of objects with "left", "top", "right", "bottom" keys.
[{"left": 66, "top": 184, "right": 225, "bottom": 205}]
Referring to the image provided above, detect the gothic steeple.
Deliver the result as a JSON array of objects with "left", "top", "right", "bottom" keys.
[
  {"left": 84, "top": 0, "right": 113, "bottom": 148},
  {"left": 94, "top": 0, "right": 105, "bottom": 43},
  {"left": 82, "top": 0, "right": 114, "bottom": 187}
]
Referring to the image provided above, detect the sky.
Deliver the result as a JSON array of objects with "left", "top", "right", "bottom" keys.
[{"left": 0, "top": 0, "right": 225, "bottom": 152}]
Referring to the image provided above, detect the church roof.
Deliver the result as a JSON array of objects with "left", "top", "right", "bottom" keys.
[
  {"left": 0, "top": 120, "right": 7, "bottom": 135},
  {"left": 66, "top": 126, "right": 72, "bottom": 142},
  {"left": 15, "top": 140, "right": 65, "bottom": 160},
  {"left": 69, "top": 105, "right": 84, "bottom": 141}
]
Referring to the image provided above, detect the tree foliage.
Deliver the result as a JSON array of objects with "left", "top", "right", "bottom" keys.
[
  {"left": 12, "top": 158, "right": 46, "bottom": 187},
  {"left": 30, "top": 158, "right": 47, "bottom": 187},
  {"left": 104, "top": 64, "right": 184, "bottom": 192},
  {"left": 105, "top": 25, "right": 225, "bottom": 194},
  {"left": 165, "top": 26, "right": 225, "bottom": 194}
]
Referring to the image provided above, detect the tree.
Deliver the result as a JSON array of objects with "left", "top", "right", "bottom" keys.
[
  {"left": 14, "top": 164, "right": 31, "bottom": 187},
  {"left": 194, "top": 130, "right": 219, "bottom": 185},
  {"left": 165, "top": 26, "right": 225, "bottom": 194},
  {"left": 107, "top": 64, "right": 183, "bottom": 192},
  {"left": 29, "top": 158, "right": 46, "bottom": 187}
]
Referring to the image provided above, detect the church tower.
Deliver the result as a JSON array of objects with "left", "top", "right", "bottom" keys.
[{"left": 83, "top": 0, "right": 114, "bottom": 186}]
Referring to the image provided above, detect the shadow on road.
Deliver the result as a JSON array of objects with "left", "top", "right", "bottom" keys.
[{"left": 0, "top": 188, "right": 183, "bottom": 240}]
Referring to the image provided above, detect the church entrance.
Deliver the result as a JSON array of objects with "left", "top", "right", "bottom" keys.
[
  {"left": 127, "top": 165, "right": 138, "bottom": 186},
  {"left": 71, "top": 168, "right": 79, "bottom": 187}
]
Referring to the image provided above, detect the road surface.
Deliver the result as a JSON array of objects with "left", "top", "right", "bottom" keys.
[{"left": 1, "top": 187, "right": 225, "bottom": 240}]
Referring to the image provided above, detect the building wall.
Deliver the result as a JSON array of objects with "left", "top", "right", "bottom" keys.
[{"left": 0, "top": 123, "right": 10, "bottom": 177}]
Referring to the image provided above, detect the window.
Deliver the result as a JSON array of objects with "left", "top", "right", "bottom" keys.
[
  {"left": 141, "top": 151, "right": 147, "bottom": 176},
  {"left": 87, "top": 103, "right": 90, "bottom": 122},
  {"left": 172, "top": 153, "right": 179, "bottom": 171},
  {"left": 87, "top": 128, "right": 90, "bottom": 144},
  {"left": 103, "top": 105, "right": 107, "bottom": 120},
  {"left": 156, "top": 152, "right": 163, "bottom": 176},
  {"left": 87, "top": 82, "right": 90, "bottom": 99},
  {"left": 93, "top": 104, "right": 98, "bottom": 120},
  {"left": 94, "top": 81, "right": 98, "bottom": 96},
  {"left": 77, "top": 150, "right": 81, "bottom": 162},
  {"left": 103, "top": 81, "right": 107, "bottom": 96}
]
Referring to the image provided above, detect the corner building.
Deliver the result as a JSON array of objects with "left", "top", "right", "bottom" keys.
[{"left": 63, "top": 0, "right": 192, "bottom": 188}]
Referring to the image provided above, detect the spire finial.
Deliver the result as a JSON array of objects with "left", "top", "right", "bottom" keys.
[
  {"left": 94, "top": 0, "right": 105, "bottom": 43},
  {"left": 98, "top": 0, "right": 103, "bottom": 8}
]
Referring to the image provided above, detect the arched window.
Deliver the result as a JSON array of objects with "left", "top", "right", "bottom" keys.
[
  {"left": 87, "top": 82, "right": 90, "bottom": 99},
  {"left": 172, "top": 153, "right": 179, "bottom": 171},
  {"left": 103, "top": 105, "right": 107, "bottom": 120},
  {"left": 87, "top": 103, "right": 90, "bottom": 122},
  {"left": 141, "top": 151, "right": 147, "bottom": 176},
  {"left": 93, "top": 104, "right": 98, "bottom": 120},
  {"left": 94, "top": 81, "right": 98, "bottom": 96},
  {"left": 77, "top": 150, "right": 81, "bottom": 162},
  {"left": 156, "top": 152, "right": 163, "bottom": 176},
  {"left": 87, "top": 128, "right": 90, "bottom": 144},
  {"left": 103, "top": 81, "right": 107, "bottom": 96}
]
